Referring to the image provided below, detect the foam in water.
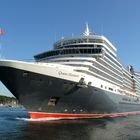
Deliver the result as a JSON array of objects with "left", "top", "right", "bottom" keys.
[{"left": 16, "top": 117, "right": 62, "bottom": 122}]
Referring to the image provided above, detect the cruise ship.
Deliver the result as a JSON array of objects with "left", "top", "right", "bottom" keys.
[{"left": 0, "top": 24, "right": 140, "bottom": 120}]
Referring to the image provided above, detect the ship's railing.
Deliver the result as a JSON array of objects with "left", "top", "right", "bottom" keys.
[{"left": 54, "top": 38, "right": 104, "bottom": 49}]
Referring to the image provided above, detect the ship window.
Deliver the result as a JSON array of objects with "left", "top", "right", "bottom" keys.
[
  {"left": 88, "top": 49, "right": 91, "bottom": 54},
  {"left": 109, "top": 87, "right": 113, "bottom": 91},
  {"left": 65, "top": 49, "right": 68, "bottom": 54},
  {"left": 80, "top": 49, "right": 84, "bottom": 53},
  {"left": 83, "top": 49, "right": 86, "bottom": 53},
  {"left": 101, "top": 85, "right": 103, "bottom": 88},
  {"left": 73, "top": 49, "right": 76, "bottom": 54},
  {"left": 35, "top": 47, "right": 102, "bottom": 60}
]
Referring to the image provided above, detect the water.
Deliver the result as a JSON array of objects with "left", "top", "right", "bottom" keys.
[{"left": 1, "top": 108, "right": 140, "bottom": 140}]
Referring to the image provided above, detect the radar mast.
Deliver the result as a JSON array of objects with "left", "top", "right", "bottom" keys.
[{"left": 83, "top": 22, "right": 93, "bottom": 36}]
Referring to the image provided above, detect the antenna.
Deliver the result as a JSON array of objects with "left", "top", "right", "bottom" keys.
[
  {"left": 61, "top": 36, "right": 64, "bottom": 39},
  {"left": 72, "top": 33, "right": 74, "bottom": 37},
  {"left": 83, "top": 22, "right": 90, "bottom": 36},
  {"left": 83, "top": 22, "right": 94, "bottom": 36}
]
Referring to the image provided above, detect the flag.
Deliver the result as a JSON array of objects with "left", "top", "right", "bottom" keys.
[{"left": 0, "top": 28, "right": 4, "bottom": 36}]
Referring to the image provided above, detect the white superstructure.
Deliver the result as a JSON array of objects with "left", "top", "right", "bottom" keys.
[{"left": 34, "top": 24, "right": 140, "bottom": 98}]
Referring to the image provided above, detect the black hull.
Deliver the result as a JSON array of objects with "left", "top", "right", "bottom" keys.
[{"left": 1, "top": 66, "right": 140, "bottom": 115}]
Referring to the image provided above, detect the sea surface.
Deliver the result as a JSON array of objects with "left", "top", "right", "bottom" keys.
[{"left": 1, "top": 108, "right": 140, "bottom": 140}]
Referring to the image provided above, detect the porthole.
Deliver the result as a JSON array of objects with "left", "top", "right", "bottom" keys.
[
  {"left": 64, "top": 109, "right": 68, "bottom": 112},
  {"left": 73, "top": 109, "right": 76, "bottom": 112}
]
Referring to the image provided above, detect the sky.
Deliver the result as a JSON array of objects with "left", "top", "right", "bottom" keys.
[{"left": 0, "top": 0, "right": 140, "bottom": 96}]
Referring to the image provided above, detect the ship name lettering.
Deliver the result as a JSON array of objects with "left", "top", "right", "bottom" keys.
[{"left": 58, "top": 71, "right": 79, "bottom": 77}]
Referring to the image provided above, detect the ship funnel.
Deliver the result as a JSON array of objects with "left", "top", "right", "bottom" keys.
[{"left": 127, "top": 65, "right": 134, "bottom": 74}]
